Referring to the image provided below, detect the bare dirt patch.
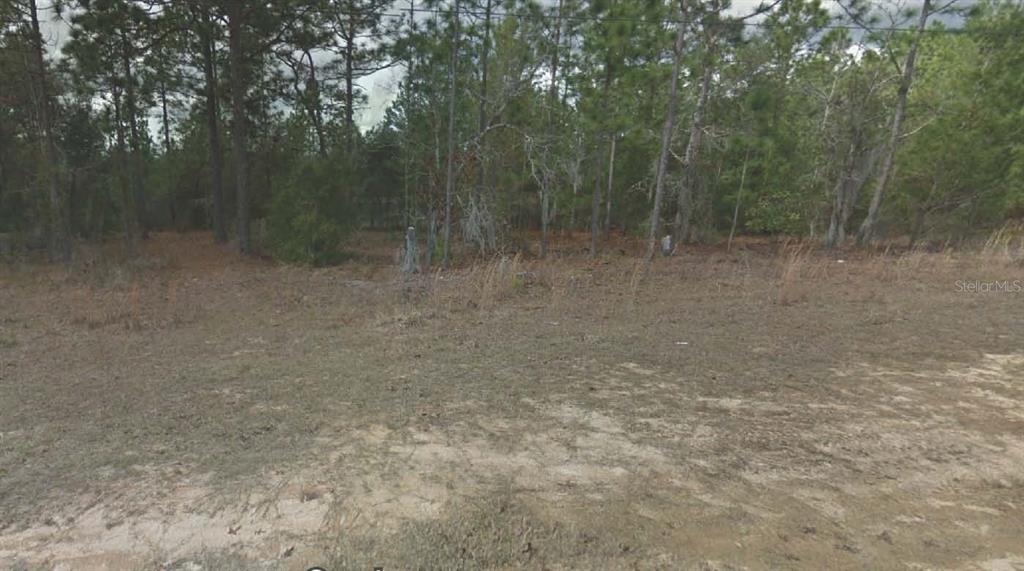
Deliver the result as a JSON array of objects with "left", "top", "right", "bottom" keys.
[{"left": 1, "top": 232, "right": 1022, "bottom": 569}]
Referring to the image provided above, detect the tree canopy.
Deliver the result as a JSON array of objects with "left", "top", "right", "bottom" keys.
[{"left": 2, "top": 0, "right": 1021, "bottom": 264}]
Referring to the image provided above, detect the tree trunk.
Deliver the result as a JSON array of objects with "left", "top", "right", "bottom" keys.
[
  {"left": 825, "top": 189, "right": 846, "bottom": 249},
  {"left": 426, "top": 207, "right": 437, "bottom": 268},
  {"left": 908, "top": 205, "right": 926, "bottom": 248},
  {"left": 540, "top": 0, "right": 563, "bottom": 257},
  {"left": 403, "top": 0, "right": 415, "bottom": 228},
  {"left": 811, "top": 75, "right": 840, "bottom": 243},
  {"left": 727, "top": 149, "right": 749, "bottom": 251},
  {"left": 476, "top": 0, "right": 492, "bottom": 196},
  {"left": 856, "top": 0, "right": 931, "bottom": 245},
  {"left": 305, "top": 50, "right": 328, "bottom": 157},
  {"left": 604, "top": 135, "right": 615, "bottom": 239},
  {"left": 402, "top": 226, "right": 420, "bottom": 273},
  {"left": 442, "top": 0, "right": 460, "bottom": 269},
  {"left": 540, "top": 189, "right": 550, "bottom": 258},
  {"left": 568, "top": 190, "right": 576, "bottom": 233},
  {"left": 589, "top": 155, "right": 601, "bottom": 258},
  {"left": 672, "top": 45, "right": 713, "bottom": 245},
  {"left": 121, "top": 33, "right": 147, "bottom": 239},
  {"left": 548, "top": 0, "right": 563, "bottom": 107},
  {"left": 590, "top": 62, "right": 613, "bottom": 258},
  {"left": 828, "top": 139, "right": 880, "bottom": 249},
  {"left": 463, "top": 0, "right": 495, "bottom": 254},
  {"left": 160, "top": 81, "right": 179, "bottom": 231},
  {"left": 228, "top": 0, "right": 251, "bottom": 254},
  {"left": 344, "top": 10, "right": 356, "bottom": 151},
  {"left": 27, "top": 0, "right": 69, "bottom": 263},
  {"left": 646, "top": 0, "right": 687, "bottom": 260},
  {"left": 112, "top": 86, "right": 135, "bottom": 253},
  {"left": 825, "top": 141, "right": 857, "bottom": 249},
  {"left": 160, "top": 82, "right": 172, "bottom": 152},
  {"left": 67, "top": 169, "right": 77, "bottom": 241},
  {"left": 200, "top": 10, "right": 228, "bottom": 243}
]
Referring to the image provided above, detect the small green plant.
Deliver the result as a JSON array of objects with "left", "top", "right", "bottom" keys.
[
  {"left": 430, "top": 238, "right": 444, "bottom": 266},
  {"left": 266, "top": 157, "right": 357, "bottom": 266},
  {"left": 510, "top": 272, "right": 526, "bottom": 290}
]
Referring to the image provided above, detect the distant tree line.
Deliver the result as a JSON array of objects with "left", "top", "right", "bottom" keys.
[{"left": 1, "top": 0, "right": 1021, "bottom": 265}]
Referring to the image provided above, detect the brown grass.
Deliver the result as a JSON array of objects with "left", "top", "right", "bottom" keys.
[{"left": 2, "top": 230, "right": 1024, "bottom": 570}]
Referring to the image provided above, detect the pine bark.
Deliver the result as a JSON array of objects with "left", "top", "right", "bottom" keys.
[
  {"left": 442, "top": 0, "right": 460, "bottom": 269},
  {"left": 856, "top": 0, "right": 931, "bottom": 245},
  {"left": 121, "top": 32, "right": 147, "bottom": 239},
  {"left": 305, "top": 51, "right": 328, "bottom": 157},
  {"left": 199, "top": 9, "right": 228, "bottom": 243},
  {"left": 112, "top": 86, "right": 136, "bottom": 252},
  {"left": 476, "top": 0, "right": 492, "bottom": 195},
  {"left": 672, "top": 45, "right": 713, "bottom": 245},
  {"left": 646, "top": 0, "right": 687, "bottom": 260},
  {"left": 27, "top": 0, "right": 69, "bottom": 262},
  {"left": 539, "top": 0, "right": 564, "bottom": 258},
  {"left": 604, "top": 135, "right": 615, "bottom": 239},
  {"left": 344, "top": 13, "right": 356, "bottom": 150},
  {"left": 727, "top": 149, "right": 749, "bottom": 251},
  {"left": 228, "top": 0, "right": 251, "bottom": 254}
]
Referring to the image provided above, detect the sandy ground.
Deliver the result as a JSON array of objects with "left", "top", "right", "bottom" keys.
[{"left": 0, "top": 232, "right": 1022, "bottom": 570}]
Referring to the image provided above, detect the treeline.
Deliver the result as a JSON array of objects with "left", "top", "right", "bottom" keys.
[{"left": 1, "top": 0, "right": 1021, "bottom": 265}]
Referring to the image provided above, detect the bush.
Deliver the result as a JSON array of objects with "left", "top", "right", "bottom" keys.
[{"left": 265, "top": 157, "right": 357, "bottom": 265}]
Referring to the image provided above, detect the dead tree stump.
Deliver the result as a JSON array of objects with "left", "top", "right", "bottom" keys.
[
  {"left": 661, "top": 234, "right": 673, "bottom": 256},
  {"left": 401, "top": 226, "right": 420, "bottom": 274}
]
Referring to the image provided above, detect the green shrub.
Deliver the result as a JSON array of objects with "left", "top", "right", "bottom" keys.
[{"left": 266, "top": 157, "right": 357, "bottom": 266}]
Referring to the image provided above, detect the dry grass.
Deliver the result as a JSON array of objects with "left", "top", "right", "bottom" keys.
[
  {"left": 401, "top": 249, "right": 603, "bottom": 317},
  {"left": 327, "top": 492, "right": 659, "bottom": 570},
  {"left": 462, "top": 252, "right": 526, "bottom": 309},
  {"left": 769, "top": 228, "right": 1024, "bottom": 308},
  {"left": 775, "top": 241, "right": 814, "bottom": 305},
  {"left": 2, "top": 231, "right": 1024, "bottom": 570},
  {"left": 982, "top": 220, "right": 1024, "bottom": 262}
]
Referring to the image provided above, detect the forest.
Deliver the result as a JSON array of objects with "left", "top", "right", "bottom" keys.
[{"left": 1, "top": 0, "right": 1020, "bottom": 266}]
